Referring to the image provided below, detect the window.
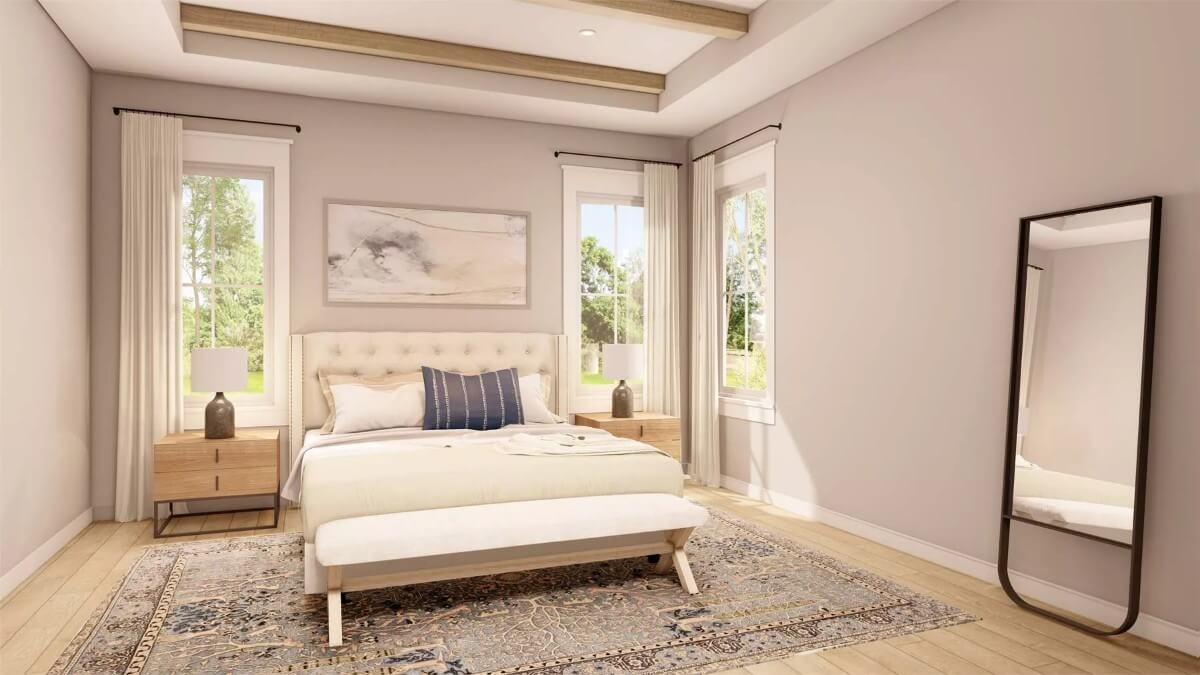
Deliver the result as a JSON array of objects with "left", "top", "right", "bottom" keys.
[
  {"left": 716, "top": 143, "right": 774, "bottom": 423},
  {"left": 181, "top": 131, "right": 290, "bottom": 429},
  {"left": 721, "top": 184, "right": 768, "bottom": 397},
  {"left": 579, "top": 200, "right": 645, "bottom": 388},
  {"left": 562, "top": 166, "right": 646, "bottom": 412},
  {"left": 182, "top": 169, "right": 269, "bottom": 399}
]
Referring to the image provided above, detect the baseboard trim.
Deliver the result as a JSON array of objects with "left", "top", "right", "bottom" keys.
[
  {"left": 0, "top": 507, "right": 94, "bottom": 602},
  {"left": 720, "top": 475, "right": 1200, "bottom": 657}
]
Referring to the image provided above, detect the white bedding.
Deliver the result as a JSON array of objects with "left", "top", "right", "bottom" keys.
[
  {"left": 1012, "top": 466, "right": 1134, "bottom": 542},
  {"left": 283, "top": 424, "right": 685, "bottom": 542}
]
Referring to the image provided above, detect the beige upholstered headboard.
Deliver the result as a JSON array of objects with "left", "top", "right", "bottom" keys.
[{"left": 288, "top": 332, "right": 568, "bottom": 466}]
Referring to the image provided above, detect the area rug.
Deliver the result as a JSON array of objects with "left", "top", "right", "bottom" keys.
[{"left": 51, "top": 507, "right": 974, "bottom": 674}]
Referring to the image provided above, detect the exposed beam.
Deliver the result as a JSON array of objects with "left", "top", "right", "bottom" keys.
[
  {"left": 523, "top": 0, "right": 748, "bottom": 39},
  {"left": 179, "top": 4, "right": 665, "bottom": 94}
]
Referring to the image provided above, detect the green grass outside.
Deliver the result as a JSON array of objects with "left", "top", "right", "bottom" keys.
[{"left": 183, "top": 370, "right": 265, "bottom": 397}]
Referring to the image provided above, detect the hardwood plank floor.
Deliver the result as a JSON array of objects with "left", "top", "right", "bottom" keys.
[{"left": 0, "top": 487, "right": 1193, "bottom": 675}]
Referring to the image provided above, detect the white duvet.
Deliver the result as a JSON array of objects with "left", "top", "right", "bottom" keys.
[{"left": 282, "top": 424, "right": 685, "bottom": 542}]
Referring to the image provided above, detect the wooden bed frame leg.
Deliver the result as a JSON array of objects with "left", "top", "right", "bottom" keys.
[
  {"left": 327, "top": 566, "right": 343, "bottom": 647},
  {"left": 667, "top": 528, "right": 698, "bottom": 594}
]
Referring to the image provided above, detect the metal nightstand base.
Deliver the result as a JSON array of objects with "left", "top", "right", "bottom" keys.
[{"left": 153, "top": 493, "right": 280, "bottom": 538}]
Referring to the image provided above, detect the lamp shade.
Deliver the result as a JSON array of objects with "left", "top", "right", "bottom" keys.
[
  {"left": 602, "top": 344, "right": 644, "bottom": 381},
  {"left": 191, "top": 348, "right": 248, "bottom": 392}
]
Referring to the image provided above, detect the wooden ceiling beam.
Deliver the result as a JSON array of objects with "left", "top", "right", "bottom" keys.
[
  {"left": 523, "top": 0, "right": 749, "bottom": 39},
  {"left": 179, "top": 3, "right": 665, "bottom": 94}
]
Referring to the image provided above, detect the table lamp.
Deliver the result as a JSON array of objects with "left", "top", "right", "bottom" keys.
[
  {"left": 602, "top": 344, "right": 644, "bottom": 418},
  {"left": 191, "top": 348, "right": 248, "bottom": 439}
]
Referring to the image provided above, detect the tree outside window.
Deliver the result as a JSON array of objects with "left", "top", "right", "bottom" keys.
[{"left": 181, "top": 172, "right": 267, "bottom": 396}]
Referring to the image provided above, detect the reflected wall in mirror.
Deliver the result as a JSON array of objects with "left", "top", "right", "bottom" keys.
[
  {"left": 999, "top": 195, "right": 1161, "bottom": 636},
  {"left": 1011, "top": 202, "right": 1154, "bottom": 544}
]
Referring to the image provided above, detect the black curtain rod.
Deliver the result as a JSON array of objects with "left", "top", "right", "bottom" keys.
[
  {"left": 553, "top": 150, "right": 682, "bottom": 168},
  {"left": 113, "top": 106, "right": 302, "bottom": 133},
  {"left": 692, "top": 123, "right": 781, "bottom": 162}
]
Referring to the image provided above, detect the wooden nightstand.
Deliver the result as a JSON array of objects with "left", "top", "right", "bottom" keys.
[
  {"left": 573, "top": 412, "right": 681, "bottom": 461},
  {"left": 152, "top": 428, "right": 280, "bottom": 537}
]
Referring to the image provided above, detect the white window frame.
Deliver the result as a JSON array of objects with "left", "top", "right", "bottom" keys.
[
  {"left": 182, "top": 131, "right": 291, "bottom": 429},
  {"left": 716, "top": 142, "right": 776, "bottom": 425},
  {"left": 562, "top": 165, "right": 646, "bottom": 414}
]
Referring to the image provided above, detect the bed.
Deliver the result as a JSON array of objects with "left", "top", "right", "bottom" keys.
[
  {"left": 1012, "top": 465, "right": 1134, "bottom": 543},
  {"left": 284, "top": 332, "right": 692, "bottom": 599}
]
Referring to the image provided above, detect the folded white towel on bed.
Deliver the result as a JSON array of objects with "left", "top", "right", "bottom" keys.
[{"left": 497, "top": 433, "right": 665, "bottom": 456}]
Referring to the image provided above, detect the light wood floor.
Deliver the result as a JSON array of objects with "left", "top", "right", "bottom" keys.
[{"left": 1, "top": 487, "right": 1195, "bottom": 675}]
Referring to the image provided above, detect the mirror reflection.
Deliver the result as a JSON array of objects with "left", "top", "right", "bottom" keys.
[{"left": 1010, "top": 202, "right": 1152, "bottom": 545}]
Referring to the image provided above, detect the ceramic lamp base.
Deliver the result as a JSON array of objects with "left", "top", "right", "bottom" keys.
[
  {"left": 205, "top": 392, "right": 236, "bottom": 439},
  {"left": 611, "top": 380, "right": 633, "bottom": 418}
]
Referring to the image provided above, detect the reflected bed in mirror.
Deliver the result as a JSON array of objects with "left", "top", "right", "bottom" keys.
[
  {"left": 999, "top": 195, "right": 1161, "bottom": 636},
  {"left": 1012, "top": 202, "right": 1151, "bottom": 545}
]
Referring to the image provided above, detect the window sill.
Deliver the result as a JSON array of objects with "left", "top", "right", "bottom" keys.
[
  {"left": 184, "top": 404, "right": 287, "bottom": 431},
  {"left": 572, "top": 393, "right": 644, "bottom": 416},
  {"left": 719, "top": 397, "right": 775, "bottom": 425}
]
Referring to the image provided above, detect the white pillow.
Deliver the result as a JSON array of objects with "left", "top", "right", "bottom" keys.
[
  {"left": 329, "top": 381, "right": 424, "bottom": 434},
  {"left": 1015, "top": 454, "right": 1039, "bottom": 470},
  {"left": 518, "top": 373, "right": 563, "bottom": 424}
]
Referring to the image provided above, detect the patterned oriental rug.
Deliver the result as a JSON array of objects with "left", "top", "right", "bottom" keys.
[{"left": 51, "top": 507, "right": 974, "bottom": 674}]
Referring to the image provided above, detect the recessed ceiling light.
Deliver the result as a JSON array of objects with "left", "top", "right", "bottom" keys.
[{"left": 578, "top": 28, "right": 597, "bottom": 37}]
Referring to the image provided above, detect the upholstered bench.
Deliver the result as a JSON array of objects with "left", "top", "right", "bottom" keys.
[{"left": 315, "top": 494, "right": 709, "bottom": 646}]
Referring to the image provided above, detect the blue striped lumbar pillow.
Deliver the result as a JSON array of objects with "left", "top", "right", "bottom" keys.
[{"left": 421, "top": 366, "right": 524, "bottom": 431}]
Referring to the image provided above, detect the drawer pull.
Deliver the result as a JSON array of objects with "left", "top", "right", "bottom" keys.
[
  {"left": 215, "top": 448, "right": 220, "bottom": 463},
  {"left": 639, "top": 425, "right": 644, "bottom": 437},
  {"left": 215, "top": 475, "right": 220, "bottom": 491}
]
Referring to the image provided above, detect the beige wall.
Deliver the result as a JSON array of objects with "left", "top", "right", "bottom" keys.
[
  {"left": 690, "top": 1, "right": 1199, "bottom": 628},
  {"left": 89, "top": 74, "right": 687, "bottom": 517},
  {"left": 0, "top": 1, "right": 92, "bottom": 577},
  {"left": 1024, "top": 240, "right": 1148, "bottom": 485}
]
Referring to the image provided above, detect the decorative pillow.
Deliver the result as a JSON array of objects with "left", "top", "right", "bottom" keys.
[
  {"left": 422, "top": 366, "right": 524, "bottom": 430},
  {"left": 518, "top": 373, "right": 563, "bottom": 424},
  {"left": 329, "top": 381, "right": 425, "bottom": 435},
  {"left": 317, "top": 370, "right": 422, "bottom": 433}
]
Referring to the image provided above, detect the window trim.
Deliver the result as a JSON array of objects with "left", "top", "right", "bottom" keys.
[
  {"left": 715, "top": 142, "right": 775, "bottom": 424},
  {"left": 181, "top": 131, "right": 291, "bottom": 430},
  {"left": 561, "top": 165, "right": 646, "bottom": 414}
]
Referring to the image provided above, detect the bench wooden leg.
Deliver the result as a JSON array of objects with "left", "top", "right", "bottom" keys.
[
  {"left": 666, "top": 528, "right": 698, "bottom": 594},
  {"left": 327, "top": 566, "right": 343, "bottom": 647}
]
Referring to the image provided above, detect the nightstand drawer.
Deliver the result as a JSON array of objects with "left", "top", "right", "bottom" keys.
[
  {"left": 650, "top": 439, "right": 681, "bottom": 460},
  {"left": 152, "top": 466, "right": 277, "bottom": 501},
  {"left": 155, "top": 440, "right": 277, "bottom": 473},
  {"left": 602, "top": 418, "right": 680, "bottom": 443}
]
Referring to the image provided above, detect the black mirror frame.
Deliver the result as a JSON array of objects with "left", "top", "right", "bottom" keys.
[{"left": 997, "top": 195, "right": 1162, "bottom": 635}]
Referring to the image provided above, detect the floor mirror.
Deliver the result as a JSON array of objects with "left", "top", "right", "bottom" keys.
[{"left": 997, "top": 196, "right": 1162, "bottom": 634}]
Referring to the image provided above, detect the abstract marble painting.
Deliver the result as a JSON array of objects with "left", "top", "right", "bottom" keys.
[{"left": 326, "top": 202, "right": 528, "bottom": 305}]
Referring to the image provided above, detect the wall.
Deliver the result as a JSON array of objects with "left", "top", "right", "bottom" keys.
[
  {"left": 0, "top": 1, "right": 92, "bottom": 580},
  {"left": 1024, "top": 240, "right": 1148, "bottom": 485},
  {"left": 689, "top": 1, "right": 1199, "bottom": 629},
  {"left": 89, "top": 74, "right": 687, "bottom": 517}
]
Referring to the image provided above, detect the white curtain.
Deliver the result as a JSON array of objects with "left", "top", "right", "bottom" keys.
[
  {"left": 115, "top": 112, "right": 183, "bottom": 522},
  {"left": 644, "top": 163, "right": 680, "bottom": 415},
  {"left": 689, "top": 155, "right": 721, "bottom": 486}
]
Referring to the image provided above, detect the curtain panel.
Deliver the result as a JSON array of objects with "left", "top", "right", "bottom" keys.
[
  {"left": 644, "top": 163, "right": 680, "bottom": 416},
  {"left": 689, "top": 155, "right": 721, "bottom": 486},
  {"left": 115, "top": 112, "right": 183, "bottom": 522}
]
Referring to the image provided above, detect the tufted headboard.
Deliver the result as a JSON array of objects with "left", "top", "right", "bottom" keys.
[{"left": 288, "top": 332, "right": 569, "bottom": 466}]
